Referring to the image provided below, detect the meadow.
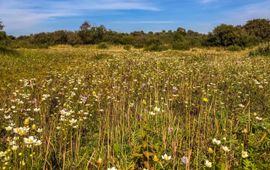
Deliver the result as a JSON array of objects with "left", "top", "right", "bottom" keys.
[{"left": 0, "top": 46, "right": 269, "bottom": 170}]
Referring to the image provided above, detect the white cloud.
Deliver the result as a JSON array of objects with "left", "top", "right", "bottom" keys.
[
  {"left": 0, "top": 0, "right": 159, "bottom": 34},
  {"left": 222, "top": 1, "right": 270, "bottom": 25},
  {"left": 112, "top": 20, "right": 175, "bottom": 24}
]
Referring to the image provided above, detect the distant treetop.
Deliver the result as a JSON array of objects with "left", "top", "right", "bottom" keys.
[
  {"left": 0, "top": 20, "right": 4, "bottom": 31},
  {"left": 80, "top": 21, "right": 91, "bottom": 31}
]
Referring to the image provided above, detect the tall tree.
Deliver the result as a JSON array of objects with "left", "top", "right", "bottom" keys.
[
  {"left": 80, "top": 21, "right": 91, "bottom": 31},
  {"left": 244, "top": 19, "right": 270, "bottom": 41},
  {"left": 0, "top": 20, "right": 4, "bottom": 31}
]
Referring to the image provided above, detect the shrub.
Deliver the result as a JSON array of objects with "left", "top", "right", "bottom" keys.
[
  {"left": 172, "top": 41, "right": 190, "bottom": 50},
  {"left": 123, "top": 45, "right": 132, "bottom": 51},
  {"left": 93, "top": 53, "right": 113, "bottom": 60},
  {"left": 226, "top": 45, "right": 243, "bottom": 51},
  {"left": 144, "top": 44, "right": 168, "bottom": 52},
  {"left": 97, "top": 42, "right": 109, "bottom": 49},
  {"left": 0, "top": 46, "right": 19, "bottom": 55},
  {"left": 249, "top": 44, "right": 270, "bottom": 57}
]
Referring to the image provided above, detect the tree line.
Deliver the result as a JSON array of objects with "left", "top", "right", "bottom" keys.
[{"left": 0, "top": 19, "right": 269, "bottom": 50}]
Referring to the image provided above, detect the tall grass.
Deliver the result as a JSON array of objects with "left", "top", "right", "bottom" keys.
[{"left": 0, "top": 48, "right": 269, "bottom": 169}]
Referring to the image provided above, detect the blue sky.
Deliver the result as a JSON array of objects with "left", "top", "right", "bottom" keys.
[{"left": 0, "top": 0, "right": 269, "bottom": 36}]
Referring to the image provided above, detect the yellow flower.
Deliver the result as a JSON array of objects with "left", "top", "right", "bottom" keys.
[
  {"left": 24, "top": 118, "right": 30, "bottom": 125},
  {"left": 208, "top": 147, "right": 214, "bottom": 154},
  {"left": 202, "top": 97, "right": 209, "bottom": 103},
  {"left": 153, "top": 155, "right": 159, "bottom": 162},
  {"left": 32, "top": 124, "right": 37, "bottom": 130}
]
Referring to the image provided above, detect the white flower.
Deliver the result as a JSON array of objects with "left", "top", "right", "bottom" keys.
[
  {"left": 11, "top": 145, "right": 19, "bottom": 151},
  {"left": 4, "top": 115, "right": 11, "bottom": 119},
  {"left": 238, "top": 104, "right": 245, "bottom": 108},
  {"left": 161, "top": 153, "right": 171, "bottom": 161},
  {"left": 242, "top": 151, "right": 248, "bottom": 158},
  {"left": 107, "top": 167, "right": 117, "bottom": 170},
  {"left": 149, "top": 111, "right": 156, "bottom": 116},
  {"left": 5, "top": 126, "right": 13, "bottom": 131},
  {"left": 212, "top": 138, "right": 221, "bottom": 145},
  {"left": 205, "top": 160, "right": 212, "bottom": 168},
  {"left": 69, "top": 118, "right": 77, "bottom": 125},
  {"left": 153, "top": 106, "right": 161, "bottom": 112},
  {"left": 255, "top": 116, "right": 263, "bottom": 121},
  {"left": 221, "top": 146, "right": 230, "bottom": 152},
  {"left": 37, "top": 128, "right": 43, "bottom": 133},
  {"left": 0, "top": 151, "right": 6, "bottom": 158},
  {"left": 33, "top": 108, "right": 40, "bottom": 112},
  {"left": 23, "top": 136, "right": 42, "bottom": 147}
]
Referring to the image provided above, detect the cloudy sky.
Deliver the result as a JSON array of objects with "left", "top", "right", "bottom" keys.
[{"left": 0, "top": 0, "right": 269, "bottom": 36}]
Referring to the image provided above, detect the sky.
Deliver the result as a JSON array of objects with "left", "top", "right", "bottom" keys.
[{"left": 0, "top": 0, "right": 269, "bottom": 36}]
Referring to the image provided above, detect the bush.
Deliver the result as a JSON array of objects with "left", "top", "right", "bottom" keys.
[
  {"left": 0, "top": 46, "right": 19, "bottom": 55},
  {"left": 97, "top": 42, "right": 109, "bottom": 49},
  {"left": 172, "top": 41, "right": 190, "bottom": 51},
  {"left": 123, "top": 45, "right": 132, "bottom": 51},
  {"left": 249, "top": 44, "right": 270, "bottom": 57},
  {"left": 144, "top": 44, "right": 168, "bottom": 52},
  {"left": 226, "top": 45, "right": 242, "bottom": 51},
  {"left": 93, "top": 53, "right": 113, "bottom": 60}
]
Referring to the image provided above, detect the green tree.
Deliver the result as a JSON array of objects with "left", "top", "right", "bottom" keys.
[
  {"left": 244, "top": 19, "right": 270, "bottom": 42},
  {"left": 206, "top": 24, "right": 252, "bottom": 47},
  {"left": 80, "top": 21, "right": 91, "bottom": 31},
  {"left": 0, "top": 20, "right": 4, "bottom": 31}
]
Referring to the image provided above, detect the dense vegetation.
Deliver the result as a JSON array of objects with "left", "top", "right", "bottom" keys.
[
  {"left": 0, "top": 47, "right": 270, "bottom": 169},
  {"left": 0, "top": 19, "right": 269, "bottom": 50}
]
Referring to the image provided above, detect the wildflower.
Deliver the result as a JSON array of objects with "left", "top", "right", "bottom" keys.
[
  {"left": 107, "top": 167, "right": 117, "bottom": 170},
  {"left": 205, "top": 160, "right": 212, "bottom": 168},
  {"left": 5, "top": 126, "right": 13, "bottom": 131},
  {"left": 208, "top": 147, "right": 214, "bottom": 154},
  {"left": 23, "top": 136, "right": 42, "bottom": 147},
  {"left": 4, "top": 115, "right": 11, "bottom": 119},
  {"left": 212, "top": 138, "right": 221, "bottom": 145},
  {"left": 242, "top": 151, "right": 248, "bottom": 158},
  {"left": 32, "top": 124, "right": 37, "bottom": 130},
  {"left": 242, "top": 128, "right": 248, "bottom": 134},
  {"left": 11, "top": 145, "right": 19, "bottom": 151},
  {"left": 153, "top": 155, "right": 159, "bottom": 162},
  {"left": 153, "top": 106, "right": 161, "bottom": 112},
  {"left": 24, "top": 118, "right": 30, "bottom": 125},
  {"left": 238, "top": 104, "right": 245, "bottom": 108},
  {"left": 149, "top": 111, "right": 156, "bottom": 116},
  {"left": 255, "top": 116, "right": 263, "bottom": 121},
  {"left": 202, "top": 97, "right": 209, "bottom": 103},
  {"left": 0, "top": 151, "right": 6, "bottom": 158},
  {"left": 69, "top": 118, "right": 77, "bottom": 125},
  {"left": 37, "top": 128, "right": 43, "bottom": 133},
  {"left": 181, "top": 156, "right": 189, "bottom": 164},
  {"left": 161, "top": 153, "right": 171, "bottom": 161},
  {"left": 221, "top": 146, "right": 230, "bottom": 152},
  {"left": 33, "top": 108, "right": 40, "bottom": 112},
  {"left": 13, "top": 127, "right": 29, "bottom": 136}
]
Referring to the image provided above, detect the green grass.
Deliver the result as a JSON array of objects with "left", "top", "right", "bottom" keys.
[{"left": 0, "top": 47, "right": 269, "bottom": 170}]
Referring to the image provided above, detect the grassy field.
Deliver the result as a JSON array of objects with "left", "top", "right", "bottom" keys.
[{"left": 0, "top": 46, "right": 269, "bottom": 170}]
